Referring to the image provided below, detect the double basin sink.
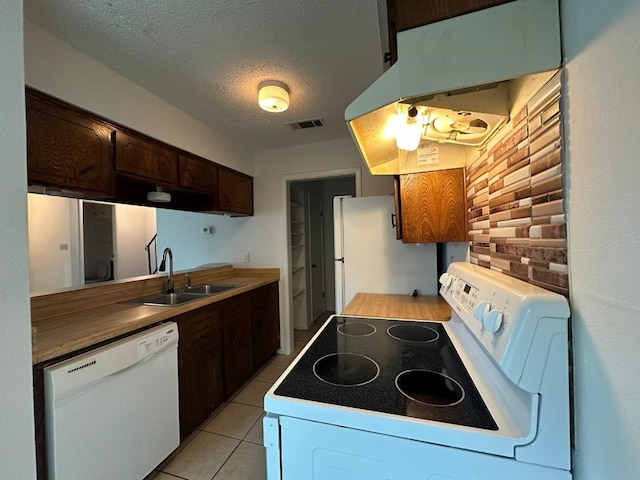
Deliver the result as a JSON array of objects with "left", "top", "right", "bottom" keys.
[{"left": 140, "top": 283, "right": 241, "bottom": 307}]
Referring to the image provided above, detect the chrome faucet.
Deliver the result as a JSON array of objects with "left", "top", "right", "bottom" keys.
[
  {"left": 159, "top": 247, "right": 174, "bottom": 294},
  {"left": 185, "top": 273, "right": 192, "bottom": 289}
]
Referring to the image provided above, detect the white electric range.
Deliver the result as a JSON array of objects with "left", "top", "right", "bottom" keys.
[{"left": 263, "top": 262, "right": 572, "bottom": 479}]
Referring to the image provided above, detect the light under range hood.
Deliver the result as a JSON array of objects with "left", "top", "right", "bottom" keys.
[{"left": 345, "top": 0, "right": 561, "bottom": 175}]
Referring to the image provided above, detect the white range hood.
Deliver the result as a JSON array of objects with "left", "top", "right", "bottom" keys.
[{"left": 345, "top": 0, "right": 561, "bottom": 175}]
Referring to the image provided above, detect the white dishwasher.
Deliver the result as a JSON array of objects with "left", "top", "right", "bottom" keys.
[{"left": 44, "top": 322, "right": 180, "bottom": 480}]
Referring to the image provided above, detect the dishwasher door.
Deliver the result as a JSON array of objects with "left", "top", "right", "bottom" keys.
[{"left": 44, "top": 322, "right": 179, "bottom": 480}]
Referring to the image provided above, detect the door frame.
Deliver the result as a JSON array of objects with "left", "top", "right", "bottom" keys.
[{"left": 280, "top": 168, "right": 361, "bottom": 355}]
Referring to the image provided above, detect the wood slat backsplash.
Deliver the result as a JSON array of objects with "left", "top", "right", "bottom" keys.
[{"left": 466, "top": 72, "right": 568, "bottom": 296}]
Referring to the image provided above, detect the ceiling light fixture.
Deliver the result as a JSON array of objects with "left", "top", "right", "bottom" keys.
[{"left": 258, "top": 80, "right": 290, "bottom": 113}]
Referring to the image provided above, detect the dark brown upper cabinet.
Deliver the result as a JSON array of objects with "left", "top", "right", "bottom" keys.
[
  {"left": 114, "top": 129, "right": 178, "bottom": 186},
  {"left": 385, "top": 0, "right": 515, "bottom": 64},
  {"left": 178, "top": 154, "right": 219, "bottom": 194},
  {"left": 25, "top": 88, "right": 253, "bottom": 216},
  {"left": 396, "top": 168, "right": 468, "bottom": 243},
  {"left": 218, "top": 168, "right": 254, "bottom": 216},
  {"left": 26, "top": 89, "right": 115, "bottom": 197}
]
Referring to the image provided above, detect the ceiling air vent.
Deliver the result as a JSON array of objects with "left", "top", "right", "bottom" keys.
[{"left": 287, "top": 118, "right": 325, "bottom": 130}]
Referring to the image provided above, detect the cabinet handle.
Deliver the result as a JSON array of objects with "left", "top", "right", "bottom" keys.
[{"left": 391, "top": 213, "right": 397, "bottom": 229}]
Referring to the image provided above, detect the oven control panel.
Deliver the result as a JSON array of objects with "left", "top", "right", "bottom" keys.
[{"left": 440, "top": 262, "right": 570, "bottom": 389}]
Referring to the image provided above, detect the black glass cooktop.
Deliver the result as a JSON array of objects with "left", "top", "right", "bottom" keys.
[{"left": 274, "top": 316, "right": 497, "bottom": 430}]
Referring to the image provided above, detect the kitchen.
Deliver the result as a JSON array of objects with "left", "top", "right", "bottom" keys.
[{"left": 1, "top": 1, "right": 639, "bottom": 480}]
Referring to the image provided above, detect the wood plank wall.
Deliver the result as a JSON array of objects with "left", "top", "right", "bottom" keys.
[{"left": 466, "top": 72, "right": 568, "bottom": 296}]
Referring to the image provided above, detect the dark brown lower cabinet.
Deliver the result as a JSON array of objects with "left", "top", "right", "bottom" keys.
[
  {"left": 221, "top": 294, "right": 254, "bottom": 398},
  {"left": 175, "top": 304, "right": 224, "bottom": 440},
  {"left": 251, "top": 283, "right": 280, "bottom": 369},
  {"left": 33, "top": 363, "right": 47, "bottom": 480}
]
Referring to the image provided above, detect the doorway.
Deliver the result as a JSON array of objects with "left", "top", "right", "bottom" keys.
[
  {"left": 82, "top": 202, "right": 115, "bottom": 284},
  {"left": 287, "top": 176, "right": 357, "bottom": 330}
]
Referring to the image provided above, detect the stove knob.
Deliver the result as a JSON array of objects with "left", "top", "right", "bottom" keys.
[
  {"left": 473, "top": 301, "right": 490, "bottom": 322},
  {"left": 439, "top": 273, "right": 452, "bottom": 288},
  {"left": 483, "top": 309, "right": 503, "bottom": 333}
]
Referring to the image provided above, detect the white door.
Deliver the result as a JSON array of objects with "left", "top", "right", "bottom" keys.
[{"left": 309, "top": 193, "right": 325, "bottom": 321}]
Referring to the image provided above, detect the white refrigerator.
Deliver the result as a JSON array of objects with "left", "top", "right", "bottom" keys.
[{"left": 334, "top": 195, "right": 438, "bottom": 312}]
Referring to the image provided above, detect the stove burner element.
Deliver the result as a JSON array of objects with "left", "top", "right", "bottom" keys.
[
  {"left": 396, "top": 370, "right": 465, "bottom": 407},
  {"left": 313, "top": 353, "right": 380, "bottom": 387},
  {"left": 337, "top": 322, "right": 376, "bottom": 336},
  {"left": 388, "top": 324, "right": 439, "bottom": 343}
]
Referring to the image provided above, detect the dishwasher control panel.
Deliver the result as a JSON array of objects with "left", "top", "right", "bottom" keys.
[{"left": 137, "top": 326, "right": 176, "bottom": 358}]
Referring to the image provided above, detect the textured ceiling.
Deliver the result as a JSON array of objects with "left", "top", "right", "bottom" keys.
[{"left": 23, "top": 0, "right": 386, "bottom": 152}]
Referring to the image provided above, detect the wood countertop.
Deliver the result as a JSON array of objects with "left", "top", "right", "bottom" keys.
[
  {"left": 342, "top": 293, "right": 451, "bottom": 321},
  {"left": 31, "top": 267, "right": 279, "bottom": 364}
]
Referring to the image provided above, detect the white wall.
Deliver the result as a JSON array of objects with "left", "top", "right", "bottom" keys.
[
  {"left": 156, "top": 208, "right": 251, "bottom": 271},
  {"left": 23, "top": 21, "right": 253, "bottom": 175},
  {"left": 0, "top": 0, "right": 37, "bottom": 476},
  {"left": 28, "top": 194, "right": 77, "bottom": 291},
  {"left": 114, "top": 203, "right": 157, "bottom": 278},
  {"left": 562, "top": 1, "right": 640, "bottom": 479}
]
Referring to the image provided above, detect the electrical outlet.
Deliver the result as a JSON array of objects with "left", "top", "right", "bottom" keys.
[
  {"left": 201, "top": 226, "right": 213, "bottom": 236},
  {"left": 243, "top": 253, "right": 250, "bottom": 263}
]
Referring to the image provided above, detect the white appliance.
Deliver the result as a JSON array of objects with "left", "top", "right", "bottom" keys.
[
  {"left": 333, "top": 195, "right": 438, "bottom": 312},
  {"left": 345, "top": 0, "right": 561, "bottom": 175},
  {"left": 44, "top": 322, "right": 180, "bottom": 480},
  {"left": 264, "top": 262, "right": 572, "bottom": 479}
]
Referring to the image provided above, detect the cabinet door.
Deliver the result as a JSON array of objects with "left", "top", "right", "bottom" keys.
[
  {"left": 218, "top": 168, "right": 254, "bottom": 216},
  {"left": 175, "top": 306, "right": 224, "bottom": 439},
  {"left": 178, "top": 154, "right": 219, "bottom": 194},
  {"left": 251, "top": 283, "right": 280, "bottom": 369},
  {"left": 221, "top": 295, "right": 254, "bottom": 397},
  {"left": 179, "top": 331, "right": 224, "bottom": 439},
  {"left": 115, "top": 129, "right": 178, "bottom": 185},
  {"left": 26, "top": 90, "right": 115, "bottom": 196},
  {"left": 400, "top": 168, "right": 467, "bottom": 243}
]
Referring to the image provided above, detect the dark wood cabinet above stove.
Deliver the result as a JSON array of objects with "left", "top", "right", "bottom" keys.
[{"left": 395, "top": 168, "right": 468, "bottom": 243}]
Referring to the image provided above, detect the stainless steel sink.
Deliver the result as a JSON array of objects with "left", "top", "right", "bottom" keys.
[
  {"left": 140, "top": 292, "right": 207, "bottom": 307},
  {"left": 139, "top": 284, "right": 241, "bottom": 306},
  {"left": 178, "top": 283, "right": 241, "bottom": 295}
]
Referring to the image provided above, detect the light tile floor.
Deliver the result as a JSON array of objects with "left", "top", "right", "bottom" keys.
[{"left": 147, "top": 314, "right": 329, "bottom": 480}]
